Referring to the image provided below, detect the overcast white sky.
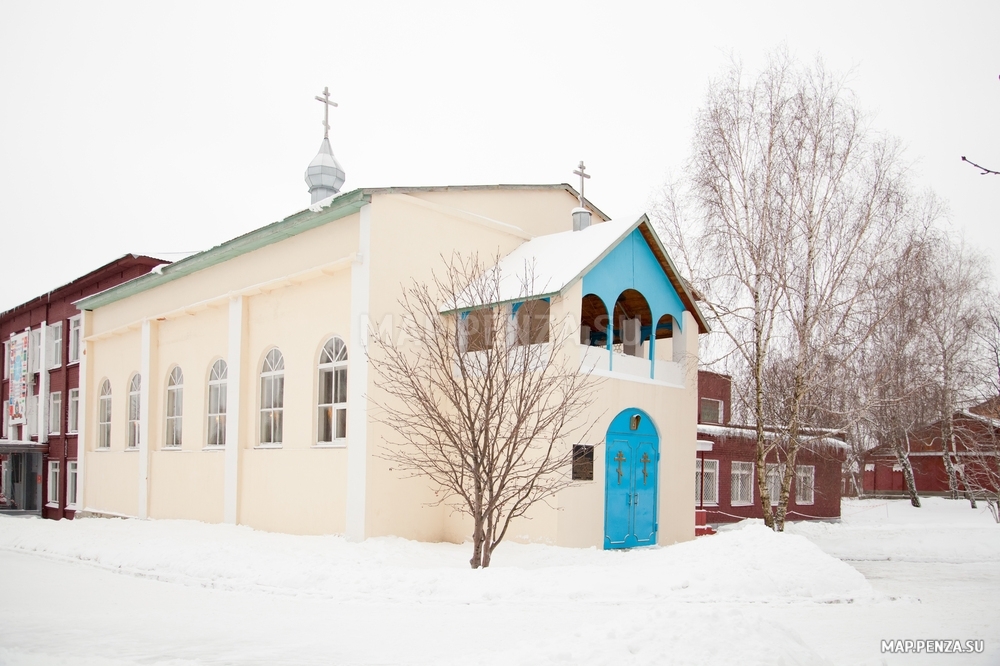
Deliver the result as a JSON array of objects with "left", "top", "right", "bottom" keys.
[{"left": 1, "top": 1, "right": 997, "bottom": 312}]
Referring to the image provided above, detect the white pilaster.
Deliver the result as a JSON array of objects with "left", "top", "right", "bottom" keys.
[
  {"left": 138, "top": 319, "right": 154, "bottom": 519},
  {"left": 76, "top": 312, "right": 90, "bottom": 510},
  {"left": 346, "top": 203, "right": 371, "bottom": 541},
  {"left": 38, "top": 321, "right": 48, "bottom": 444},
  {"left": 224, "top": 295, "right": 245, "bottom": 524}
]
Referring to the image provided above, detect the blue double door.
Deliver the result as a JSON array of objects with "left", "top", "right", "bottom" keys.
[{"left": 604, "top": 408, "right": 659, "bottom": 549}]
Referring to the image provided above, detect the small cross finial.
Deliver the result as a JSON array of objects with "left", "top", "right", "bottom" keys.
[
  {"left": 314, "top": 86, "right": 339, "bottom": 139},
  {"left": 573, "top": 160, "right": 590, "bottom": 207}
]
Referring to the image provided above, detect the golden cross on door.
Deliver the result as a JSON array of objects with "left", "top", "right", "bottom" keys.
[
  {"left": 614, "top": 450, "right": 626, "bottom": 485},
  {"left": 640, "top": 452, "right": 651, "bottom": 485}
]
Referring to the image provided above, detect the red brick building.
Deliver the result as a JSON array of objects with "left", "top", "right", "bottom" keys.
[
  {"left": 695, "top": 371, "right": 847, "bottom": 524},
  {"left": 862, "top": 403, "right": 1000, "bottom": 496},
  {"left": 1, "top": 255, "right": 165, "bottom": 517}
]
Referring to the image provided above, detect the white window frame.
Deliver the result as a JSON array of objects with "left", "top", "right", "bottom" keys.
[
  {"left": 46, "top": 460, "right": 60, "bottom": 506},
  {"left": 68, "top": 388, "right": 80, "bottom": 434},
  {"left": 98, "top": 379, "right": 112, "bottom": 448},
  {"left": 127, "top": 374, "right": 141, "bottom": 449},
  {"left": 695, "top": 458, "right": 719, "bottom": 506},
  {"left": 68, "top": 316, "right": 82, "bottom": 364},
  {"left": 164, "top": 367, "right": 184, "bottom": 448},
  {"left": 48, "top": 391, "right": 61, "bottom": 435},
  {"left": 30, "top": 329, "right": 42, "bottom": 374},
  {"left": 67, "top": 460, "right": 79, "bottom": 509},
  {"left": 48, "top": 322, "right": 63, "bottom": 369},
  {"left": 3, "top": 340, "right": 8, "bottom": 380},
  {"left": 317, "top": 337, "right": 348, "bottom": 446},
  {"left": 26, "top": 392, "right": 38, "bottom": 438},
  {"left": 795, "top": 465, "right": 815, "bottom": 505},
  {"left": 259, "top": 348, "right": 284, "bottom": 447},
  {"left": 766, "top": 463, "right": 786, "bottom": 506},
  {"left": 700, "top": 397, "right": 723, "bottom": 424},
  {"left": 731, "top": 460, "right": 754, "bottom": 506},
  {"left": 206, "top": 360, "right": 227, "bottom": 448}
]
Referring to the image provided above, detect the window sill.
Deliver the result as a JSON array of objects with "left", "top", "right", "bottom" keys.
[
  {"left": 48, "top": 432, "right": 60, "bottom": 437},
  {"left": 66, "top": 504, "right": 78, "bottom": 511},
  {"left": 312, "top": 442, "right": 347, "bottom": 449},
  {"left": 45, "top": 502, "right": 59, "bottom": 509},
  {"left": 697, "top": 503, "right": 719, "bottom": 507},
  {"left": 795, "top": 502, "right": 815, "bottom": 506},
  {"left": 67, "top": 431, "right": 78, "bottom": 436},
  {"left": 124, "top": 447, "right": 138, "bottom": 452},
  {"left": 161, "top": 446, "right": 183, "bottom": 451},
  {"left": 731, "top": 502, "right": 753, "bottom": 507},
  {"left": 95, "top": 447, "right": 112, "bottom": 452},
  {"left": 255, "top": 444, "right": 283, "bottom": 450},
  {"left": 202, "top": 445, "right": 226, "bottom": 452}
]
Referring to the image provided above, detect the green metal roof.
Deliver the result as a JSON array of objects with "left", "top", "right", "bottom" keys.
[
  {"left": 76, "top": 189, "right": 370, "bottom": 311},
  {"left": 75, "top": 183, "right": 606, "bottom": 311}
]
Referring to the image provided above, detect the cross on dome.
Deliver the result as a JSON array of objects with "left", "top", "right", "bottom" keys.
[
  {"left": 305, "top": 86, "right": 346, "bottom": 203},
  {"left": 573, "top": 161, "right": 590, "bottom": 207},
  {"left": 315, "top": 86, "right": 339, "bottom": 139}
]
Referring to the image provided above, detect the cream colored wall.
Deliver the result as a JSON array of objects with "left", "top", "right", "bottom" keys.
[
  {"left": 84, "top": 186, "right": 698, "bottom": 547},
  {"left": 146, "top": 305, "right": 227, "bottom": 522},
  {"left": 84, "top": 329, "right": 142, "bottom": 516},
  {"left": 91, "top": 211, "right": 360, "bottom": 335},
  {"left": 363, "top": 260, "right": 699, "bottom": 549},
  {"left": 236, "top": 271, "right": 352, "bottom": 534},
  {"left": 86, "top": 214, "right": 360, "bottom": 534},
  {"left": 358, "top": 188, "right": 702, "bottom": 547},
  {"left": 413, "top": 187, "right": 605, "bottom": 237},
  {"left": 239, "top": 448, "right": 346, "bottom": 535},
  {"left": 360, "top": 193, "right": 523, "bottom": 541}
]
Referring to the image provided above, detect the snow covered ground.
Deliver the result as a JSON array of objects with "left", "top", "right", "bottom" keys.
[{"left": 0, "top": 498, "right": 997, "bottom": 665}]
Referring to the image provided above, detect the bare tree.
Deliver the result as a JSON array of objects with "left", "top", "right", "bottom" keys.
[
  {"left": 655, "top": 57, "right": 793, "bottom": 528},
  {"left": 368, "top": 253, "right": 600, "bottom": 568},
  {"left": 851, "top": 216, "right": 944, "bottom": 507},
  {"left": 963, "top": 305, "right": 1000, "bottom": 522},
  {"left": 658, "top": 52, "right": 909, "bottom": 530},
  {"left": 917, "top": 234, "right": 991, "bottom": 505}
]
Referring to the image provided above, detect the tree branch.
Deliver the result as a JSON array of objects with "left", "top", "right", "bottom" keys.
[{"left": 961, "top": 156, "right": 1000, "bottom": 175}]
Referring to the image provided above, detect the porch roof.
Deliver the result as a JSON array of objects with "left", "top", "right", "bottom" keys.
[
  {"left": 442, "top": 214, "right": 710, "bottom": 334},
  {"left": 0, "top": 440, "right": 49, "bottom": 455}
]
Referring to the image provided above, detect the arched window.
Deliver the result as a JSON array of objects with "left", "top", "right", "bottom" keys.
[
  {"left": 207, "top": 360, "right": 227, "bottom": 447},
  {"left": 259, "top": 348, "right": 284, "bottom": 446},
  {"left": 127, "top": 374, "right": 141, "bottom": 448},
  {"left": 165, "top": 367, "right": 183, "bottom": 448},
  {"left": 317, "top": 337, "right": 347, "bottom": 443},
  {"left": 98, "top": 379, "right": 112, "bottom": 448}
]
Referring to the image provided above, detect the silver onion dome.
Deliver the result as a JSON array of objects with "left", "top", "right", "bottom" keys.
[{"left": 305, "top": 137, "right": 346, "bottom": 204}]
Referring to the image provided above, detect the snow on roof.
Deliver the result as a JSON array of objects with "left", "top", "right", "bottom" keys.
[
  {"left": 697, "top": 424, "right": 849, "bottom": 451},
  {"left": 443, "top": 215, "right": 643, "bottom": 312},
  {"left": 958, "top": 410, "right": 1000, "bottom": 429}
]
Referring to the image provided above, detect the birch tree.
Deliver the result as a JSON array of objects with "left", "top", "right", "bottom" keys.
[
  {"left": 917, "top": 235, "right": 991, "bottom": 504},
  {"left": 657, "top": 52, "right": 909, "bottom": 530}
]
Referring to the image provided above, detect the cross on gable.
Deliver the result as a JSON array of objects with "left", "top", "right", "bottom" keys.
[
  {"left": 315, "top": 86, "right": 339, "bottom": 139},
  {"left": 573, "top": 161, "right": 590, "bottom": 207}
]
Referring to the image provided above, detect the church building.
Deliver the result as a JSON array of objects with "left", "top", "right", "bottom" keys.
[{"left": 74, "top": 92, "right": 709, "bottom": 548}]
